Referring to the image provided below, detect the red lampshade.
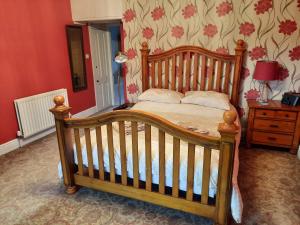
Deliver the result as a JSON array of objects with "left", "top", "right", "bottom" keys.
[{"left": 253, "top": 61, "right": 278, "bottom": 81}]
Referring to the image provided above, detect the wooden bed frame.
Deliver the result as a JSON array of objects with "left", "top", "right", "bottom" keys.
[{"left": 50, "top": 40, "right": 246, "bottom": 225}]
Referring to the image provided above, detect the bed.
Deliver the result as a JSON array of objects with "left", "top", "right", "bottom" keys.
[{"left": 51, "top": 40, "right": 246, "bottom": 225}]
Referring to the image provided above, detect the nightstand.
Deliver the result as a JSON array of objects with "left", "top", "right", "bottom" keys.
[{"left": 246, "top": 100, "right": 300, "bottom": 154}]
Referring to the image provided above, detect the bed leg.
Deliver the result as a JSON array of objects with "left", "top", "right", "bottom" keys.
[
  {"left": 66, "top": 185, "right": 78, "bottom": 194},
  {"left": 215, "top": 110, "right": 238, "bottom": 225},
  {"left": 50, "top": 96, "right": 76, "bottom": 194}
]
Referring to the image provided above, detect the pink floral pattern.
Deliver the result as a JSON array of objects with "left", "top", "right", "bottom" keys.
[
  {"left": 123, "top": 9, "right": 136, "bottom": 22},
  {"left": 171, "top": 26, "right": 184, "bottom": 39},
  {"left": 182, "top": 4, "right": 197, "bottom": 19},
  {"left": 142, "top": 27, "right": 154, "bottom": 39},
  {"left": 279, "top": 20, "right": 297, "bottom": 35},
  {"left": 152, "top": 48, "right": 164, "bottom": 54},
  {"left": 151, "top": 6, "right": 165, "bottom": 21},
  {"left": 249, "top": 46, "right": 267, "bottom": 60},
  {"left": 277, "top": 65, "right": 289, "bottom": 80},
  {"left": 289, "top": 46, "right": 300, "bottom": 61},
  {"left": 254, "top": 0, "right": 273, "bottom": 15},
  {"left": 242, "top": 67, "right": 250, "bottom": 79},
  {"left": 125, "top": 48, "right": 137, "bottom": 60},
  {"left": 239, "top": 22, "right": 255, "bottom": 36},
  {"left": 203, "top": 24, "right": 218, "bottom": 37},
  {"left": 215, "top": 47, "right": 229, "bottom": 55},
  {"left": 127, "top": 83, "right": 138, "bottom": 94},
  {"left": 216, "top": 1, "right": 233, "bottom": 17},
  {"left": 244, "top": 89, "right": 260, "bottom": 100}
]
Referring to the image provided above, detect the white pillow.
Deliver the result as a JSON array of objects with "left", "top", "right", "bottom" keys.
[
  {"left": 181, "top": 91, "right": 230, "bottom": 110},
  {"left": 138, "top": 88, "right": 184, "bottom": 104}
]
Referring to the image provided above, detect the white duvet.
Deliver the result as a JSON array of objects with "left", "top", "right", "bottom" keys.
[{"left": 58, "top": 101, "right": 243, "bottom": 223}]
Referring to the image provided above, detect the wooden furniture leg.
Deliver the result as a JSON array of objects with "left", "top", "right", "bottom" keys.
[{"left": 50, "top": 96, "right": 78, "bottom": 194}]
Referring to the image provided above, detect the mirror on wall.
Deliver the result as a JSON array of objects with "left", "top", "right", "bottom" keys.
[{"left": 66, "top": 25, "right": 87, "bottom": 92}]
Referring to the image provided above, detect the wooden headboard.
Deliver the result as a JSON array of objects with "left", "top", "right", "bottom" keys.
[{"left": 140, "top": 40, "right": 246, "bottom": 107}]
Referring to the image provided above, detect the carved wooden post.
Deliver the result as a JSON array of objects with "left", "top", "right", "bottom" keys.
[
  {"left": 215, "top": 110, "right": 238, "bottom": 225},
  {"left": 232, "top": 40, "right": 246, "bottom": 107},
  {"left": 50, "top": 96, "right": 77, "bottom": 194},
  {"left": 141, "top": 42, "right": 150, "bottom": 92}
]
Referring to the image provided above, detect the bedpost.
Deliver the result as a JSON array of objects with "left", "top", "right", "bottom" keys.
[
  {"left": 231, "top": 40, "right": 246, "bottom": 107},
  {"left": 50, "top": 95, "right": 77, "bottom": 194},
  {"left": 141, "top": 42, "right": 150, "bottom": 91},
  {"left": 215, "top": 110, "right": 238, "bottom": 225}
]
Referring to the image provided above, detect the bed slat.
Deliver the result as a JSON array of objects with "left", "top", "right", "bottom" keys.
[
  {"left": 158, "top": 61, "right": 162, "bottom": 88},
  {"left": 96, "top": 126, "right": 105, "bottom": 180},
  {"left": 200, "top": 56, "right": 207, "bottom": 90},
  {"left": 171, "top": 55, "right": 176, "bottom": 90},
  {"left": 151, "top": 61, "right": 156, "bottom": 88},
  {"left": 185, "top": 52, "right": 191, "bottom": 92},
  {"left": 223, "top": 62, "right": 231, "bottom": 94},
  {"left": 119, "top": 121, "right": 127, "bottom": 185},
  {"left": 74, "top": 128, "right": 83, "bottom": 176},
  {"left": 208, "top": 58, "right": 215, "bottom": 90},
  {"left": 159, "top": 130, "right": 165, "bottom": 194},
  {"left": 164, "top": 58, "right": 169, "bottom": 89},
  {"left": 193, "top": 54, "right": 199, "bottom": 91},
  {"left": 201, "top": 147, "right": 211, "bottom": 204},
  {"left": 107, "top": 123, "right": 115, "bottom": 183},
  {"left": 131, "top": 121, "right": 139, "bottom": 188},
  {"left": 178, "top": 53, "right": 184, "bottom": 92},
  {"left": 145, "top": 124, "right": 152, "bottom": 191},
  {"left": 186, "top": 143, "right": 195, "bottom": 201},
  {"left": 172, "top": 137, "right": 180, "bottom": 198},
  {"left": 84, "top": 128, "right": 94, "bottom": 178},
  {"left": 216, "top": 61, "right": 224, "bottom": 92}
]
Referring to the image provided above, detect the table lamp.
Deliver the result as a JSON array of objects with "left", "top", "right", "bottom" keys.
[{"left": 253, "top": 60, "right": 278, "bottom": 105}]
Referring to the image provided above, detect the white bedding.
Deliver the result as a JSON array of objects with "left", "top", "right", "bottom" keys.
[{"left": 58, "top": 101, "right": 243, "bottom": 223}]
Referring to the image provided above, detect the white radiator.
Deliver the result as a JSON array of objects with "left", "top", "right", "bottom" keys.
[{"left": 14, "top": 89, "right": 68, "bottom": 138}]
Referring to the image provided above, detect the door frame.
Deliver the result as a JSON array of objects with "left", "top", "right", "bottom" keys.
[{"left": 88, "top": 25, "right": 115, "bottom": 111}]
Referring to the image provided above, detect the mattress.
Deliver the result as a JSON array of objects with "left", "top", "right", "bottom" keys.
[{"left": 58, "top": 101, "right": 243, "bottom": 222}]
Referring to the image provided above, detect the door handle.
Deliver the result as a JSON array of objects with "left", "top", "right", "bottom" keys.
[{"left": 96, "top": 80, "right": 100, "bottom": 83}]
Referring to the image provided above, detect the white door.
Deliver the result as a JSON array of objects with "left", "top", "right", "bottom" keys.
[{"left": 89, "top": 26, "right": 114, "bottom": 111}]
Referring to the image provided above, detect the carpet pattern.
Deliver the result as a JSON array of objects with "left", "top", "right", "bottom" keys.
[{"left": 0, "top": 134, "right": 299, "bottom": 225}]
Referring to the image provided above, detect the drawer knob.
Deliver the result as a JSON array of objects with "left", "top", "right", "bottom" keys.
[
  {"left": 285, "top": 114, "right": 289, "bottom": 117},
  {"left": 262, "top": 112, "right": 267, "bottom": 115},
  {"left": 268, "top": 137, "right": 277, "bottom": 141},
  {"left": 269, "top": 124, "right": 279, "bottom": 128}
]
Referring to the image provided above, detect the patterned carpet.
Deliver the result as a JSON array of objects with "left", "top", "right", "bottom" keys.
[{"left": 0, "top": 134, "right": 299, "bottom": 225}]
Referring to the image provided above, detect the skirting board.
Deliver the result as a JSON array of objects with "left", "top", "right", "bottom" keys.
[{"left": 0, "top": 106, "right": 97, "bottom": 156}]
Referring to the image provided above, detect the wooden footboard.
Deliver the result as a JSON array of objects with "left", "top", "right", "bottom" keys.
[{"left": 50, "top": 96, "right": 238, "bottom": 225}]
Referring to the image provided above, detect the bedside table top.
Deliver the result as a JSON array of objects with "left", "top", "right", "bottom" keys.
[{"left": 247, "top": 100, "right": 300, "bottom": 112}]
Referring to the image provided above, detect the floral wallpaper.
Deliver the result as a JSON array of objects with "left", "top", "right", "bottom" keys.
[{"left": 122, "top": 0, "right": 300, "bottom": 120}]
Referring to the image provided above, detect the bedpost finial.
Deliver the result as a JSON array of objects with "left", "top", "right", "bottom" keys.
[
  {"left": 142, "top": 42, "right": 148, "bottom": 50},
  {"left": 218, "top": 110, "right": 238, "bottom": 135},
  {"left": 50, "top": 95, "right": 71, "bottom": 118},
  {"left": 54, "top": 95, "right": 65, "bottom": 107},
  {"left": 223, "top": 110, "right": 236, "bottom": 125},
  {"left": 235, "top": 40, "right": 246, "bottom": 51}
]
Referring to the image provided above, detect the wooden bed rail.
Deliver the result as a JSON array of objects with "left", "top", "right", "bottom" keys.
[{"left": 50, "top": 96, "right": 238, "bottom": 225}]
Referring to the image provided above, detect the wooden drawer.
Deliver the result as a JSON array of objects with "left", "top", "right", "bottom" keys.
[
  {"left": 252, "top": 131, "right": 293, "bottom": 146},
  {"left": 253, "top": 119, "right": 295, "bottom": 133},
  {"left": 275, "top": 111, "right": 297, "bottom": 120},
  {"left": 255, "top": 109, "right": 275, "bottom": 118}
]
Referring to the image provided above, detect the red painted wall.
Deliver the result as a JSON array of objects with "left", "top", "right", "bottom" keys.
[{"left": 0, "top": 0, "right": 96, "bottom": 144}]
